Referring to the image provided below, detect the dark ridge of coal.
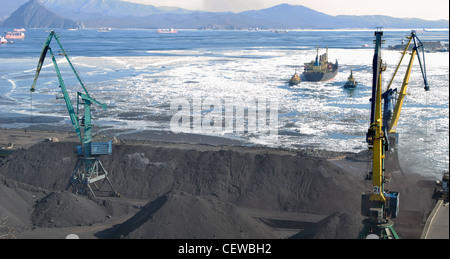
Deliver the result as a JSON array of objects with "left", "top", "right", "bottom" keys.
[
  {"left": 103, "top": 191, "right": 278, "bottom": 239},
  {"left": 290, "top": 212, "right": 364, "bottom": 239}
]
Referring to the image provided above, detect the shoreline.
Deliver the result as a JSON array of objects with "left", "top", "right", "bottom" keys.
[{"left": 0, "top": 127, "right": 354, "bottom": 159}]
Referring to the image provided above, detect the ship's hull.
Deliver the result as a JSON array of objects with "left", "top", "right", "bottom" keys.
[
  {"left": 303, "top": 68, "right": 338, "bottom": 82},
  {"left": 289, "top": 79, "right": 301, "bottom": 85},
  {"left": 344, "top": 82, "right": 357, "bottom": 89},
  {"left": 289, "top": 74, "right": 301, "bottom": 85}
]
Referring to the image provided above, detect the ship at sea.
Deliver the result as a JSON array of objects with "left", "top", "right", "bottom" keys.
[{"left": 303, "top": 47, "right": 338, "bottom": 82}]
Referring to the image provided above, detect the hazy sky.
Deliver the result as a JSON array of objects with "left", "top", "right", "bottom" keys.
[{"left": 124, "top": 0, "right": 449, "bottom": 21}]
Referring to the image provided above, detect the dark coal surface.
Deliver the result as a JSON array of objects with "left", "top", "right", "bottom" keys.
[
  {"left": 31, "top": 191, "right": 108, "bottom": 228},
  {"left": 291, "top": 213, "right": 364, "bottom": 239},
  {"left": 0, "top": 141, "right": 364, "bottom": 215},
  {"left": 102, "top": 190, "right": 277, "bottom": 239},
  {"left": 0, "top": 140, "right": 437, "bottom": 239},
  {"left": 0, "top": 176, "right": 47, "bottom": 229}
]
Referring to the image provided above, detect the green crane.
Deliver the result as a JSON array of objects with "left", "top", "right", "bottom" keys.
[{"left": 30, "top": 31, "right": 118, "bottom": 197}]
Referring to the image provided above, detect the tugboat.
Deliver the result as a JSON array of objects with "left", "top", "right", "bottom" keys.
[
  {"left": 303, "top": 47, "right": 338, "bottom": 82},
  {"left": 343, "top": 69, "right": 357, "bottom": 89},
  {"left": 288, "top": 69, "right": 301, "bottom": 85}
]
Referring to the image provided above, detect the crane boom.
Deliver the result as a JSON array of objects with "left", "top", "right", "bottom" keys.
[
  {"left": 383, "top": 31, "right": 429, "bottom": 135},
  {"left": 31, "top": 31, "right": 91, "bottom": 97}
]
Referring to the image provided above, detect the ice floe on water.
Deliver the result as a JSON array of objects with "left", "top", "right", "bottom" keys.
[{"left": 0, "top": 30, "right": 448, "bottom": 178}]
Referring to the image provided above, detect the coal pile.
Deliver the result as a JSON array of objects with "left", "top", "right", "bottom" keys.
[
  {"left": 31, "top": 191, "right": 108, "bottom": 228},
  {"left": 103, "top": 191, "right": 277, "bottom": 239},
  {"left": 0, "top": 139, "right": 437, "bottom": 239},
  {"left": 291, "top": 213, "right": 364, "bottom": 239}
]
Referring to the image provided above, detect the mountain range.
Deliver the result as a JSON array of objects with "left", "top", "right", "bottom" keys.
[
  {"left": 1, "top": 0, "right": 81, "bottom": 29},
  {"left": 1, "top": 0, "right": 448, "bottom": 30}
]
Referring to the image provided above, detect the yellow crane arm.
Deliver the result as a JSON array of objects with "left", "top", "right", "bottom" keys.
[
  {"left": 386, "top": 35, "right": 414, "bottom": 91},
  {"left": 385, "top": 31, "right": 429, "bottom": 133},
  {"left": 370, "top": 65, "right": 387, "bottom": 203},
  {"left": 388, "top": 47, "right": 417, "bottom": 133}
]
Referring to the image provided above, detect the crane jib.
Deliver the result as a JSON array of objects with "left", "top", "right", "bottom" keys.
[
  {"left": 29, "top": 31, "right": 107, "bottom": 145},
  {"left": 30, "top": 32, "right": 54, "bottom": 91},
  {"left": 384, "top": 31, "right": 430, "bottom": 135}
]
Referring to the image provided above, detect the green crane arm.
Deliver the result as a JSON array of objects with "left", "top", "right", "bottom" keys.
[
  {"left": 79, "top": 93, "right": 107, "bottom": 110},
  {"left": 31, "top": 41, "right": 83, "bottom": 142},
  {"left": 50, "top": 47, "right": 83, "bottom": 142},
  {"left": 30, "top": 31, "right": 54, "bottom": 92},
  {"left": 31, "top": 31, "right": 91, "bottom": 97}
]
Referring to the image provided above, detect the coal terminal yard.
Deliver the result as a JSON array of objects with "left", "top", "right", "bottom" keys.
[
  {"left": 1, "top": 25, "right": 447, "bottom": 242},
  {"left": 0, "top": 128, "right": 438, "bottom": 239}
]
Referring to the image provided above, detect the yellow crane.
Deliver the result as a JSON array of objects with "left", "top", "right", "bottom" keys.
[{"left": 358, "top": 30, "right": 429, "bottom": 239}]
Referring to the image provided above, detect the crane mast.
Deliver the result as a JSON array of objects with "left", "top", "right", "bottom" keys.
[
  {"left": 30, "top": 31, "right": 118, "bottom": 197},
  {"left": 359, "top": 30, "right": 400, "bottom": 239}
]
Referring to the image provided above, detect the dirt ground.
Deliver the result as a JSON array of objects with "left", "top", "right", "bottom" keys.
[{"left": 0, "top": 128, "right": 438, "bottom": 239}]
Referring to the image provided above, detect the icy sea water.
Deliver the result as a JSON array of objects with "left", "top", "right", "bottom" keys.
[{"left": 0, "top": 28, "right": 448, "bottom": 178}]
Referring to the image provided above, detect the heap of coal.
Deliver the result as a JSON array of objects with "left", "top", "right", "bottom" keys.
[{"left": 0, "top": 140, "right": 436, "bottom": 239}]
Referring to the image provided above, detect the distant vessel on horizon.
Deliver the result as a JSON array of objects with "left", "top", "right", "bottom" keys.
[
  {"left": 157, "top": 28, "right": 178, "bottom": 34},
  {"left": 270, "top": 29, "right": 288, "bottom": 33},
  {"left": 97, "top": 27, "right": 111, "bottom": 32},
  {"left": 4, "top": 31, "right": 25, "bottom": 39}
]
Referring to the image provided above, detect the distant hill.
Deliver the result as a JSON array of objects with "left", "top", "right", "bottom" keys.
[
  {"left": 40, "top": 0, "right": 195, "bottom": 20},
  {"left": 334, "top": 15, "right": 449, "bottom": 29},
  {"left": 0, "top": 0, "right": 28, "bottom": 22},
  {"left": 1, "top": 0, "right": 81, "bottom": 29},
  {"left": 76, "top": 3, "right": 449, "bottom": 30},
  {"left": 79, "top": 2, "right": 449, "bottom": 29},
  {"left": 82, "top": 11, "right": 263, "bottom": 30},
  {"left": 1, "top": 0, "right": 448, "bottom": 30},
  {"left": 240, "top": 4, "right": 337, "bottom": 29}
]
